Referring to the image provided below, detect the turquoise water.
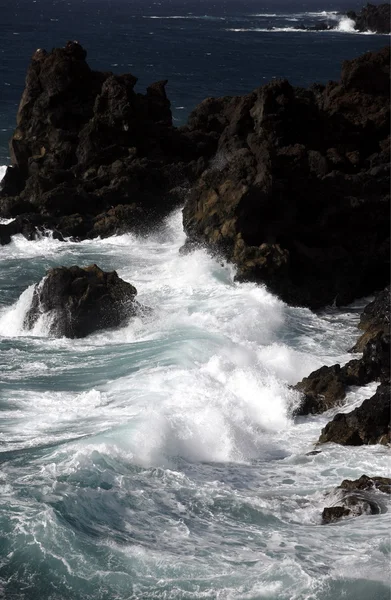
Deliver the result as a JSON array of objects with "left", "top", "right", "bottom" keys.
[{"left": 0, "top": 207, "right": 389, "bottom": 599}]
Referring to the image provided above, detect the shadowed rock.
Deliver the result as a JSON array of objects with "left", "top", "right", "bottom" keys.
[
  {"left": 182, "top": 47, "right": 390, "bottom": 309},
  {"left": 0, "top": 41, "right": 208, "bottom": 241},
  {"left": 24, "top": 264, "right": 140, "bottom": 338}
]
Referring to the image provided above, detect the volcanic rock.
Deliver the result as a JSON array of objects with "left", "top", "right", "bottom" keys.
[
  {"left": 347, "top": 4, "right": 391, "bottom": 34},
  {"left": 318, "top": 381, "right": 390, "bottom": 445},
  {"left": 182, "top": 47, "right": 390, "bottom": 309},
  {"left": 294, "top": 286, "right": 390, "bottom": 415},
  {"left": 0, "top": 41, "right": 209, "bottom": 242},
  {"left": 322, "top": 474, "right": 390, "bottom": 523},
  {"left": 24, "top": 264, "right": 139, "bottom": 338}
]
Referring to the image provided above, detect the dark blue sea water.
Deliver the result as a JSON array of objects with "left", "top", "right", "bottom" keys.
[{"left": 0, "top": 2, "right": 390, "bottom": 599}]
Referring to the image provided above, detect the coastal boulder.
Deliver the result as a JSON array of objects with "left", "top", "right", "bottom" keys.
[{"left": 24, "top": 264, "right": 139, "bottom": 338}]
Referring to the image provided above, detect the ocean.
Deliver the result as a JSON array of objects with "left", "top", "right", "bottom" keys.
[{"left": 0, "top": 1, "right": 390, "bottom": 599}]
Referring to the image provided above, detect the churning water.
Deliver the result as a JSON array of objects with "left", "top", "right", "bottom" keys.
[
  {"left": 0, "top": 0, "right": 390, "bottom": 597},
  {"left": 0, "top": 208, "right": 389, "bottom": 599}
]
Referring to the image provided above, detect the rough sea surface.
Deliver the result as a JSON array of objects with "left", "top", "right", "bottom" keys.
[{"left": 0, "top": 1, "right": 390, "bottom": 599}]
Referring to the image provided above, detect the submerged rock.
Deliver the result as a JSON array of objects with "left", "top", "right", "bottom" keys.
[
  {"left": 347, "top": 4, "right": 391, "bottom": 34},
  {"left": 322, "top": 474, "right": 390, "bottom": 523},
  {"left": 182, "top": 47, "right": 390, "bottom": 309},
  {"left": 24, "top": 264, "right": 139, "bottom": 338},
  {"left": 339, "top": 474, "right": 391, "bottom": 495}
]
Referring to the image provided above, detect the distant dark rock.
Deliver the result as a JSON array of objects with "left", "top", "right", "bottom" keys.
[
  {"left": 347, "top": 4, "right": 391, "bottom": 34},
  {"left": 24, "top": 264, "right": 140, "bottom": 338},
  {"left": 319, "top": 381, "right": 390, "bottom": 445},
  {"left": 322, "top": 474, "right": 390, "bottom": 523},
  {"left": 182, "top": 47, "right": 390, "bottom": 309}
]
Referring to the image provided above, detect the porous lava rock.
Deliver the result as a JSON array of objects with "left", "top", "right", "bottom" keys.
[
  {"left": 24, "top": 264, "right": 139, "bottom": 338},
  {"left": 347, "top": 3, "right": 391, "bottom": 34},
  {"left": 322, "top": 474, "right": 390, "bottom": 523},
  {"left": 182, "top": 46, "right": 390, "bottom": 309},
  {"left": 0, "top": 41, "right": 211, "bottom": 241}
]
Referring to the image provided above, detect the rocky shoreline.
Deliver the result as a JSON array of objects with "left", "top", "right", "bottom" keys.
[
  {"left": 293, "top": 3, "right": 391, "bottom": 33},
  {"left": 0, "top": 42, "right": 390, "bottom": 510}
]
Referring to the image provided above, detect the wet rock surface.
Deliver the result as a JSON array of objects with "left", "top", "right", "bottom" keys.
[
  {"left": 24, "top": 264, "right": 140, "bottom": 338},
  {"left": 182, "top": 47, "right": 390, "bottom": 309},
  {"left": 294, "top": 286, "right": 390, "bottom": 419},
  {"left": 322, "top": 475, "right": 391, "bottom": 523},
  {"left": 318, "top": 381, "right": 390, "bottom": 445}
]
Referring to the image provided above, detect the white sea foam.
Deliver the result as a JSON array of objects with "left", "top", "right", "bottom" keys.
[
  {"left": 0, "top": 209, "right": 372, "bottom": 469},
  {"left": 335, "top": 16, "right": 358, "bottom": 33},
  {"left": 144, "top": 15, "right": 225, "bottom": 21},
  {"left": 226, "top": 25, "right": 384, "bottom": 35}
]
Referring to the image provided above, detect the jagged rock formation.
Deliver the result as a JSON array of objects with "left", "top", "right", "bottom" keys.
[
  {"left": 24, "top": 264, "right": 140, "bottom": 338},
  {"left": 182, "top": 47, "right": 390, "bottom": 309},
  {"left": 322, "top": 475, "right": 390, "bottom": 523},
  {"left": 347, "top": 3, "right": 391, "bottom": 34},
  {"left": 294, "top": 287, "right": 390, "bottom": 445},
  {"left": 1, "top": 43, "right": 390, "bottom": 313},
  {"left": 0, "top": 41, "right": 211, "bottom": 241}
]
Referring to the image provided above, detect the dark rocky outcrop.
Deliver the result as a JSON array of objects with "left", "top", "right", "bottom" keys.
[
  {"left": 182, "top": 47, "right": 390, "bottom": 309},
  {"left": 24, "top": 264, "right": 140, "bottom": 338},
  {"left": 1, "top": 44, "right": 390, "bottom": 314},
  {"left": 0, "top": 42, "right": 211, "bottom": 242},
  {"left": 351, "top": 285, "right": 390, "bottom": 352},
  {"left": 322, "top": 474, "right": 390, "bottom": 523},
  {"left": 318, "top": 381, "right": 390, "bottom": 445},
  {"left": 294, "top": 287, "right": 390, "bottom": 442},
  {"left": 347, "top": 4, "right": 391, "bottom": 34}
]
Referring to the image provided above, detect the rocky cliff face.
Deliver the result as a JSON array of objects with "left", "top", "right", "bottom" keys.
[
  {"left": 0, "top": 41, "right": 211, "bottom": 240},
  {"left": 182, "top": 47, "right": 390, "bottom": 309},
  {"left": 347, "top": 3, "right": 391, "bottom": 34}
]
